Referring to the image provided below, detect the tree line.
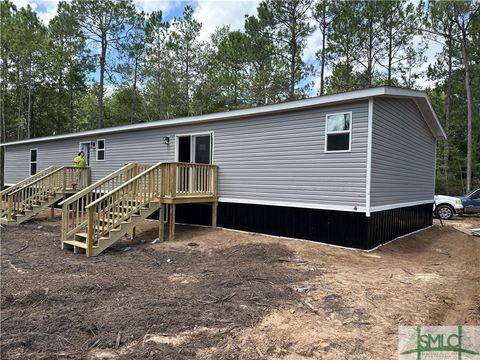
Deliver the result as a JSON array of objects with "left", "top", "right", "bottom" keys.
[{"left": 0, "top": 0, "right": 478, "bottom": 194}]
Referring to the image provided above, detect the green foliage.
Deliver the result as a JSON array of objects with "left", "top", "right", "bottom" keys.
[{"left": 1, "top": 0, "right": 478, "bottom": 193}]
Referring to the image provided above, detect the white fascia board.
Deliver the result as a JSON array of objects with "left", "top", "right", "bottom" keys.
[{"left": 0, "top": 86, "right": 445, "bottom": 147}]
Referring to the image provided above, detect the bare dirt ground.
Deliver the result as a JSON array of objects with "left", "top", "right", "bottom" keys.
[{"left": 1, "top": 210, "right": 479, "bottom": 359}]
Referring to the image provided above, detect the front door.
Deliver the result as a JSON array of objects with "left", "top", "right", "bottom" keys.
[
  {"left": 177, "top": 134, "right": 212, "bottom": 164},
  {"left": 80, "top": 142, "right": 91, "bottom": 166}
]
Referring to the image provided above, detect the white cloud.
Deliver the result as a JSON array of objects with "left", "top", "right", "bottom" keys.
[
  {"left": 11, "top": 0, "right": 64, "bottom": 24},
  {"left": 193, "top": 0, "right": 260, "bottom": 42},
  {"left": 303, "top": 27, "right": 321, "bottom": 63},
  {"left": 134, "top": 0, "right": 178, "bottom": 16}
]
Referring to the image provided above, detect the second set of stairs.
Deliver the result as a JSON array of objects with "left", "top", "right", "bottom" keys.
[
  {"left": 61, "top": 161, "right": 218, "bottom": 256},
  {"left": 1, "top": 166, "right": 90, "bottom": 225}
]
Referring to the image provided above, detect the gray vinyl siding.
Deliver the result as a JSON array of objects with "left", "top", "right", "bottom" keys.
[
  {"left": 370, "top": 98, "right": 436, "bottom": 207},
  {"left": 5, "top": 100, "right": 369, "bottom": 210}
]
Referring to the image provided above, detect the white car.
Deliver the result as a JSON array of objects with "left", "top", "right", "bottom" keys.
[{"left": 434, "top": 195, "right": 464, "bottom": 220}]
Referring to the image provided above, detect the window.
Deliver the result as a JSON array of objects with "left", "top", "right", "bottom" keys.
[
  {"left": 325, "top": 112, "right": 352, "bottom": 152},
  {"left": 30, "top": 149, "right": 37, "bottom": 175},
  {"left": 96, "top": 139, "right": 105, "bottom": 161}
]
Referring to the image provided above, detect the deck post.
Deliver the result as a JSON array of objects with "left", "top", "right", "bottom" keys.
[
  {"left": 168, "top": 203, "right": 175, "bottom": 241},
  {"left": 51, "top": 204, "right": 55, "bottom": 218},
  {"left": 87, "top": 207, "right": 94, "bottom": 257},
  {"left": 212, "top": 201, "right": 218, "bottom": 228},
  {"left": 158, "top": 203, "right": 164, "bottom": 242},
  {"left": 7, "top": 196, "right": 13, "bottom": 221}
]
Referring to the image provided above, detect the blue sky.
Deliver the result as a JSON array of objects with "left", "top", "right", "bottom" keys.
[{"left": 12, "top": 0, "right": 442, "bottom": 92}]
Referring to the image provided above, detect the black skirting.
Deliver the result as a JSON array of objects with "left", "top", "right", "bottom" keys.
[{"left": 173, "top": 202, "right": 433, "bottom": 250}]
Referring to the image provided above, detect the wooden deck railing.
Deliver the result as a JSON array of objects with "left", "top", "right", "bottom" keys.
[
  {"left": 3, "top": 167, "right": 90, "bottom": 221},
  {"left": 0, "top": 166, "right": 58, "bottom": 219},
  {"left": 161, "top": 162, "right": 217, "bottom": 198},
  {"left": 84, "top": 162, "right": 163, "bottom": 255},
  {"left": 60, "top": 163, "right": 149, "bottom": 245}
]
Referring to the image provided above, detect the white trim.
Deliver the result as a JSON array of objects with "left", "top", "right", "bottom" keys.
[
  {"left": 96, "top": 139, "right": 105, "bottom": 162},
  {"left": 369, "top": 199, "right": 434, "bottom": 213},
  {"left": 29, "top": 148, "right": 38, "bottom": 175},
  {"left": 219, "top": 197, "right": 366, "bottom": 213},
  {"left": 0, "top": 87, "right": 446, "bottom": 147},
  {"left": 365, "top": 98, "right": 373, "bottom": 216},
  {"left": 365, "top": 226, "right": 433, "bottom": 252},
  {"left": 324, "top": 111, "right": 352, "bottom": 153}
]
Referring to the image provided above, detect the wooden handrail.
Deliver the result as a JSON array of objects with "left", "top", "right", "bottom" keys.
[
  {"left": 0, "top": 166, "right": 57, "bottom": 197},
  {"left": 85, "top": 162, "right": 163, "bottom": 210},
  {"left": 2, "top": 167, "right": 90, "bottom": 222},
  {"left": 60, "top": 163, "right": 147, "bottom": 244},
  {"left": 60, "top": 163, "right": 136, "bottom": 206},
  {"left": 7, "top": 167, "right": 66, "bottom": 197},
  {"left": 83, "top": 162, "right": 163, "bottom": 254}
]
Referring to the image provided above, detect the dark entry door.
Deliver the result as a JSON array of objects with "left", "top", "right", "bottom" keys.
[{"left": 178, "top": 136, "right": 191, "bottom": 163}]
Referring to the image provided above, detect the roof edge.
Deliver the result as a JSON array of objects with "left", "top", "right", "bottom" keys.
[{"left": 1, "top": 86, "right": 445, "bottom": 146}]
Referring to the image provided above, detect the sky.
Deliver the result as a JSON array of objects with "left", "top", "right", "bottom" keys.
[{"left": 11, "top": 0, "right": 442, "bottom": 92}]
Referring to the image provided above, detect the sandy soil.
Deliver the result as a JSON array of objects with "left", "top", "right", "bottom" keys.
[{"left": 1, "top": 210, "right": 479, "bottom": 359}]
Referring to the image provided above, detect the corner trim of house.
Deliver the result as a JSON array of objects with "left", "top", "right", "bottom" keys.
[
  {"left": 365, "top": 97, "right": 373, "bottom": 217},
  {"left": 369, "top": 199, "right": 434, "bottom": 213},
  {"left": 218, "top": 197, "right": 366, "bottom": 213}
]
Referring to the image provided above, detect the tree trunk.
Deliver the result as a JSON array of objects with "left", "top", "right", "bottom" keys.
[
  {"left": 460, "top": 41, "right": 472, "bottom": 192},
  {"left": 130, "top": 57, "right": 138, "bottom": 124},
  {"left": 27, "top": 58, "right": 32, "bottom": 139},
  {"left": 97, "top": 33, "right": 107, "bottom": 129},
  {"left": 367, "top": 17, "right": 373, "bottom": 87},
  {"left": 320, "top": 20, "right": 326, "bottom": 96},
  {"left": 443, "top": 32, "right": 453, "bottom": 193},
  {"left": 289, "top": 32, "right": 297, "bottom": 100}
]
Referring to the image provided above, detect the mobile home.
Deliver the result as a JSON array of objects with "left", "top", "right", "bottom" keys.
[{"left": 1, "top": 87, "right": 445, "bottom": 250}]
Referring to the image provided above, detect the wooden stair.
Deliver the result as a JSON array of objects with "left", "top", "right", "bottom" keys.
[
  {"left": 61, "top": 161, "right": 218, "bottom": 257},
  {"left": 1, "top": 192, "right": 64, "bottom": 225},
  {"left": 63, "top": 201, "right": 160, "bottom": 255},
  {"left": 1, "top": 166, "right": 90, "bottom": 225}
]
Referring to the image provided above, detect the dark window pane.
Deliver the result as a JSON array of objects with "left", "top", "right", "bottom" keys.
[
  {"left": 30, "top": 149, "right": 37, "bottom": 162},
  {"left": 327, "top": 133, "right": 350, "bottom": 151},
  {"left": 30, "top": 163, "right": 37, "bottom": 175},
  {"left": 97, "top": 150, "right": 105, "bottom": 161},
  {"left": 97, "top": 140, "right": 105, "bottom": 149}
]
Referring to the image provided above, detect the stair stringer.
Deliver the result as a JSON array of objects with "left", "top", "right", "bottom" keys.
[
  {"left": 92, "top": 202, "right": 161, "bottom": 256},
  {"left": 2, "top": 193, "right": 64, "bottom": 225}
]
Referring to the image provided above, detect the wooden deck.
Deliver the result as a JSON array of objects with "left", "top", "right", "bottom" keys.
[
  {"left": 60, "top": 162, "right": 217, "bottom": 256},
  {"left": 0, "top": 167, "right": 91, "bottom": 225}
]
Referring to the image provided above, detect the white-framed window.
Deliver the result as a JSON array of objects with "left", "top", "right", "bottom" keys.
[
  {"left": 96, "top": 139, "right": 105, "bottom": 161},
  {"left": 30, "top": 148, "right": 37, "bottom": 175},
  {"left": 325, "top": 112, "right": 352, "bottom": 152}
]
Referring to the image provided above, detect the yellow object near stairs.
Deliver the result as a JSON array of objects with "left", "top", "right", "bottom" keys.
[
  {"left": 60, "top": 162, "right": 218, "bottom": 257},
  {"left": 0, "top": 166, "right": 91, "bottom": 225}
]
